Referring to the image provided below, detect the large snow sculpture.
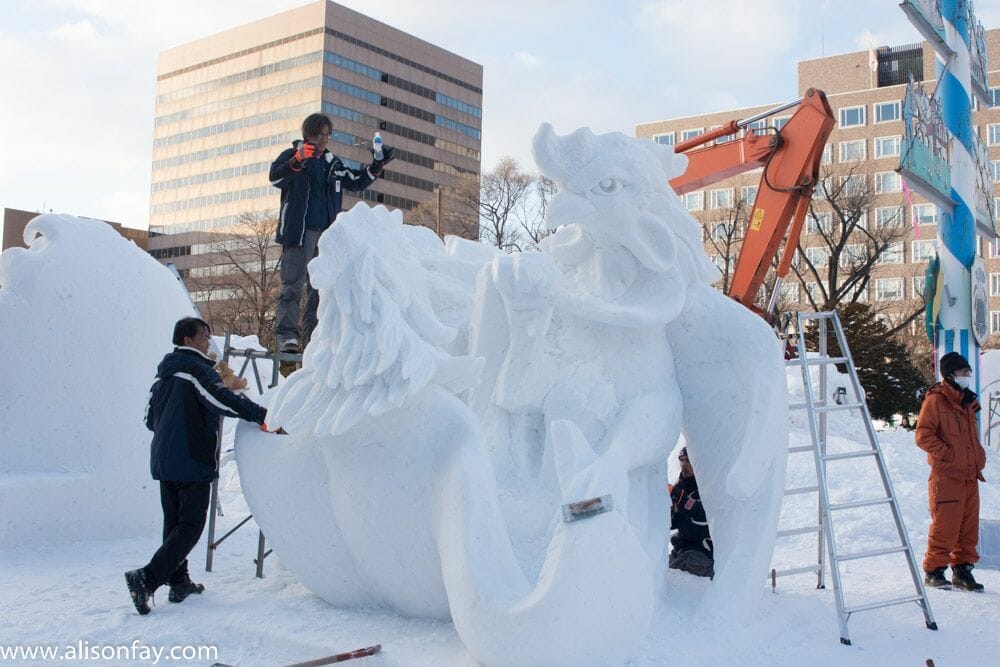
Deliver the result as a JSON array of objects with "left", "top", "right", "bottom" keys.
[
  {"left": 0, "top": 215, "right": 195, "bottom": 547},
  {"left": 236, "top": 125, "right": 789, "bottom": 666}
]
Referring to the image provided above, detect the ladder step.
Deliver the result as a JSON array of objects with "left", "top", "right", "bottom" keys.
[
  {"left": 788, "top": 444, "right": 814, "bottom": 454},
  {"left": 777, "top": 525, "right": 822, "bottom": 538},
  {"left": 821, "top": 449, "right": 877, "bottom": 462},
  {"left": 784, "top": 485, "right": 819, "bottom": 496},
  {"left": 772, "top": 564, "right": 823, "bottom": 578},
  {"left": 843, "top": 594, "right": 925, "bottom": 615},
  {"left": 828, "top": 497, "right": 892, "bottom": 512},
  {"left": 798, "top": 356, "right": 849, "bottom": 366},
  {"left": 837, "top": 545, "right": 907, "bottom": 562},
  {"left": 812, "top": 403, "right": 864, "bottom": 413}
]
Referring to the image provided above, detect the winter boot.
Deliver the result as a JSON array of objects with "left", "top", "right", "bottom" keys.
[
  {"left": 924, "top": 567, "right": 951, "bottom": 589},
  {"left": 125, "top": 568, "right": 155, "bottom": 615},
  {"left": 951, "top": 564, "right": 985, "bottom": 592},
  {"left": 168, "top": 573, "right": 205, "bottom": 603}
]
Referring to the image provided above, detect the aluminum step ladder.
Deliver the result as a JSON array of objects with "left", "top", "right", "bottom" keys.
[{"left": 774, "top": 310, "right": 936, "bottom": 645}]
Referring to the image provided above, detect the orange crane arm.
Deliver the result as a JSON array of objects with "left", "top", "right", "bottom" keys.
[{"left": 668, "top": 88, "right": 835, "bottom": 312}]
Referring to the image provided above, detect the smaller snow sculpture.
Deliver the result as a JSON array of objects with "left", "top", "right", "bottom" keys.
[
  {"left": 238, "top": 124, "right": 789, "bottom": 667},
  {"left": 0, "top": 215, "right": 195, "bottom": 547}
]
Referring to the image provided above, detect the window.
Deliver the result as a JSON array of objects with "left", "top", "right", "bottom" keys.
[
  {"left": 684, "top": 191, "right": 704, "bottom": 211},
  {"left": 874, "top": 100, "right": 901, "bottom": 123},
  {"left": 805, "top": 247, "right": 829, "bottom": 267},
  {"left": 875, "top": 136, "right": 901, "bottom": 158},
  {"left": 913, "top": 203, "right": 937, "bottom": 225},
  {"left": 988, "top": 124, "right": 1000, "bottom": 146},
  {"left": 807, "top": 211, "right": 833, "bottom": 234},
  {"left": 741, "top": 185, "right": 758, "bottom": 204},
  {"left": 840, "top": 244, "right": 865, "bottom": 267},
  {"left": 654, "top": 132, "right": 675, "bottom": 146},
  {"left": 995, "top": 197, "right": 1000, "bottom": 218},
  {"left": 991, "top": 273, "right": 1000, "bottom": 297},
  {"left": 913, "top": 276, "right": 926, "bottom": 298},
  {"left": 878, "top": 242, "right": 905, "bottom": 264},
  {"left": 805, "top": 282, "right": 820, "bottom": 302},
  {"left": 839, "top": 106, "right": 866, "bottom": 127},
  {"left": 992, "top": 311, "right": 1000, "bottom": 334},
  {"left": 843, "top": 174, "right": 867, "bottom": 195},
  {"left": 854, "top": 210, "right": 868, "bottom": 230},
  {"left": 710, "top": 188, "right": 734, "bottom": 209},
  {"left": 711, "top": 222, "right": 734, "bottom": 240},
  {"left": 821, "top": 144, "right": 833, "bottom": 165},
  {"left": 912, "top": 239, "right": 935, "bottom": 262},
  {"left": 839, "top": 139, "right": 866, "bottom": 162},
  {"left": 773, "top": 116, "right": 790, "bottom": 131},
  {"left": 991, "top": 88, "right": 1000, "bottom": 108},
  {"left": 813, "top": 176, "right": 831, "bottom": 199},
  {"left": 855, "top": 286, "right": 870, "bottom": 302},
  {"left": 876, "top": 206, "right": 903, "bottom": 228},
  {"left": 711, "top": 253, "right": 737, "bottom": 272},
  {"left": 682, "top": 127, "right": 704, "bottom": 142},
  {"left": 779, "top": 282, "right": 800, "bottom": 302},
  {"left": 991, "top": 239, "right": 1000, "bottom": 259},
  {"left": 876, "top": 277, "right": 904, "bottom": 300},
  {"left": 746, "top": 119, "right": 767, "bottom": 136},
  {"left": 992, "top": 161, "right": 1000, "bottom": 182},
  {"left": 711, "top": 124, "right": 731, "bottom": 144},
  {"left": 875, "top": 171, "right": 901, "bottom": 193}
]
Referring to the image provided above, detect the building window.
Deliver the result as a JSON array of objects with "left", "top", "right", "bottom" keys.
[
  {"left": 843, "top": 174, "right": 867, "bottom": 195},
  {"left": 879, "top": 242, "right": 905, "bottom": 264},
  {"left": 684, "top": 191, "right": 704, "bottom": 211},
  {"left": 741, "top": 185, "right": 758, "bottom": 204},
  {"left": 912, "top": 239, "right": 935, "bottom": 262},
  {"left": 874, "top": 136, "right": 901, "bottom": 158},
  {"left": 710, "top": 222, "right": 734, "bottom": 240},
  {"left": 821, "top": 144, "right": 833, "bottom": 165},
  {"left": 710, "top": 188, "right": 734, "bottom": 209},
  {"left": 805, "top": 247, "right": 829, "bottom": 267},
  {"left": 839, "top": 106, "right": 866, "bottom": 127},
  {"left": 840, "top": 244, "right": 865, "bottom": 267},
  {"left": 745, "top": 119, "right": 767, "bottom": 136},
  {"left": 874, "top": 100, "right": 901, "bottom": 123},
  {"left": 875, "top": 171, "right": 901, "bottom": 193},
  {"left": 654, "top": 132, "right": 675, "bottom": 146},
  {"left": 839, "top": 139, "right": 867, "bottom": 162},
  {"left": 876, "top": 277, "right": 904, "bottom": 300},
  {"left": 989, "top": 124, "right": 1000, "bottom": 146},
  {"left": 875, "top": 206, "right": 903, "bottom": 228},
  {"left": 991, "top": 239, "right": 1000, "bottom": 259},
  {"left": 913, "top": 276, "right": 926, "bottom": 298},
  {"left": 681, "top": 128, "right": 704, "bottom": 142},
  {"left": 913, "top": 203, "right": 937, "bottom": 225},
  {"left": 773, "top": 116, "right": 790, "bottom": 131},
  {"left": 805, "top": 281, "right": 821, "bottom": 302},
  {"left": 991, "top": 273, "right": 1000, "bottom": 297},
  {"left": 807, "top": 211, "right": 833, "bottom": 234},
  {"left": 711, "top": 125, "right": 732, "bottom": 144},
  {"left": 991, "top": 161, "right": 1000, "bottom": 183},
  {"left": 992, "top": 311, "right": 1000, "bottom": 334},
  {"left": 780, "top": 282, "right": 800, "bottom": 302}
]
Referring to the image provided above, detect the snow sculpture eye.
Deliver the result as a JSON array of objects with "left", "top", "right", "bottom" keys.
[{"left": 593, "top": 178, "right": 622, "bottom": 195}]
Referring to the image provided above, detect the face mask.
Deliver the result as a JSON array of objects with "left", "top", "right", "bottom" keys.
[{"left": 953, "top": 376, "right": 972, "bottom": 390}]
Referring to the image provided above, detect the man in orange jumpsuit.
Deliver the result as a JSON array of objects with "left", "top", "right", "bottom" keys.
[{"left": 915, "top": 351, "right": 987, "bottom": 591}]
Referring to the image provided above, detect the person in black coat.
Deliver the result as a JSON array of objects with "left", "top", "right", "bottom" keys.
[
  {"left": 669, "top": 447, "right": 714, "bottom": 579},
  {"left": 269, "top": 113, "right": 395, "bottom": 352},
  {"left": 125, "top": 317, "right": 269, "bottom": 615}
]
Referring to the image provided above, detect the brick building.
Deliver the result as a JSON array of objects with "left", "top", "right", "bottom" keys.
[{"left": 637, "top": 30, "right": 1000, "bottom": 343}]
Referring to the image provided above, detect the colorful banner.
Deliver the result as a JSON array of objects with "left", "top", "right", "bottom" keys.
[
  {"left": 969, "top": 2, "right": 991, "bottom": 105},
  {"left": 899, "top": 78, "right": 953, "bottom": 211},
  {"left": 899, "top": 0, "right": 951, "bottom": 57},
  {"left": 972, "top": 256, "right": 989, "bottom": 346},
  {"left": 925, "top": 254, "right": 943, "bottom": 343},
  {"left": 971, "top": 130, "right": 997, "bottom": 236}
]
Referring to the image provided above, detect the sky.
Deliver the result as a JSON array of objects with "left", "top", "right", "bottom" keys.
[{"left": 1, "top": 0, "right": 999, "bottom": 232}]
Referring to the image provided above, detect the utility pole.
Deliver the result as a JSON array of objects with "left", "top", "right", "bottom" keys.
[{"left": 436, "top": 187, "right": 443, "bottom": 239}]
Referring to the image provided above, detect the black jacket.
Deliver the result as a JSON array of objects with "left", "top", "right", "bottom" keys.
[
  {"left": 670, "top": 475, "right": 713, "bottom": 556},
  {"left": 269, "top": 142, "right": 376, "bottom": 247},
  {"left": 145, "top": 347, "right": 266, "bottom": 481}
]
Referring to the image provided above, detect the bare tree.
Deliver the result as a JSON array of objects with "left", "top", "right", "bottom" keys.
[
  {"left": 408, "top": 173, "right": 481, "bottom": 239},
  {"left": 516, "top": 175, "right": 557, "bottom": 249},
  {"left": 192, "top": 211, "right": 282, "bottom": 345},
  {"left": 479, "top": 157, "right": 533, "bottom": 252},
  {"left": 697, "top": 192, "right": 752, "bottom": 294}
]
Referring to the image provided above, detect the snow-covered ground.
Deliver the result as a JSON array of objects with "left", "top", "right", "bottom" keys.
[{"left": 2, "top": 361, "right": 998, "bottom": 666}]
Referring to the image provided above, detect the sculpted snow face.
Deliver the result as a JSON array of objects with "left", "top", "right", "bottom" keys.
[{"left": 238, "top": 126, "right": 789, "bottom": 667}]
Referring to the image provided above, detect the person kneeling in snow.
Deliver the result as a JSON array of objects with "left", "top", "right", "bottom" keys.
[
  {"left": 125, "top": 317, "right": 271, "bottom": 615},
  {"left": 669, "top": 447, "right": 714, "bottom": 579}
]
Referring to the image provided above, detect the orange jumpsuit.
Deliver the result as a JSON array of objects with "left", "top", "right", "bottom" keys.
[{"left": 915, "top": 381, "right": 987, "bottom": 572}]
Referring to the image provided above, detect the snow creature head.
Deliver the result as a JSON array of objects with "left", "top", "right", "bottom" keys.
[
  {"left": 267, "top": 204, "right": 481, "bottom": 436},
  {"left": 532, "top": 124, "right": 719, "bottom": 320}
]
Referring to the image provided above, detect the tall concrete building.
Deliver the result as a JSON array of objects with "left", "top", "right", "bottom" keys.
[
  {"left": 637, "top": 30, "right": 1000, "bottom": 344},
  {"left": 147, "top": 0, "right": 483, "bottom": 322}
]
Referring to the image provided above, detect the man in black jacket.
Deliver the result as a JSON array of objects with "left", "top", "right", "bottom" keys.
[
  {"left": 269, "top": 113, "right": 395, "bottom": 353},
  {"left": 125, "top": 317, "right": 269, "bottom": 615},
  {"left": 669, "top": 447, "right": 714, "bottom": 579}
]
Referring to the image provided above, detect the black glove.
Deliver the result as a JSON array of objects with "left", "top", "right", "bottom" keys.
[{"left": 369, "top": 145, "right": 395, "bottom": 176}]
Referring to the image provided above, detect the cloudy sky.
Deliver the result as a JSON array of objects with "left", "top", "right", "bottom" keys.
[{"left": 1, "top": 0, "right": 998, "bottom": 231}]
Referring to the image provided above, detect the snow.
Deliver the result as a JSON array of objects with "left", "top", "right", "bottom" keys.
[{"left": 1, "top": 168, "right": 998, "bottom": 665}]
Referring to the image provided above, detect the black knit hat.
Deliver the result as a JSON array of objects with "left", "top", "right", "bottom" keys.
[{"left": 940, "top": 351, "right": 971, "bottom": 378}]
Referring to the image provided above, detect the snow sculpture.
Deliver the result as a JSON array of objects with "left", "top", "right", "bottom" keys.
[
  {"left": 0, "top": 215, "right": 195, "bottom": 547},
  {"left": 237, "top": 125, "right": 789, "bottom": 666}
]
